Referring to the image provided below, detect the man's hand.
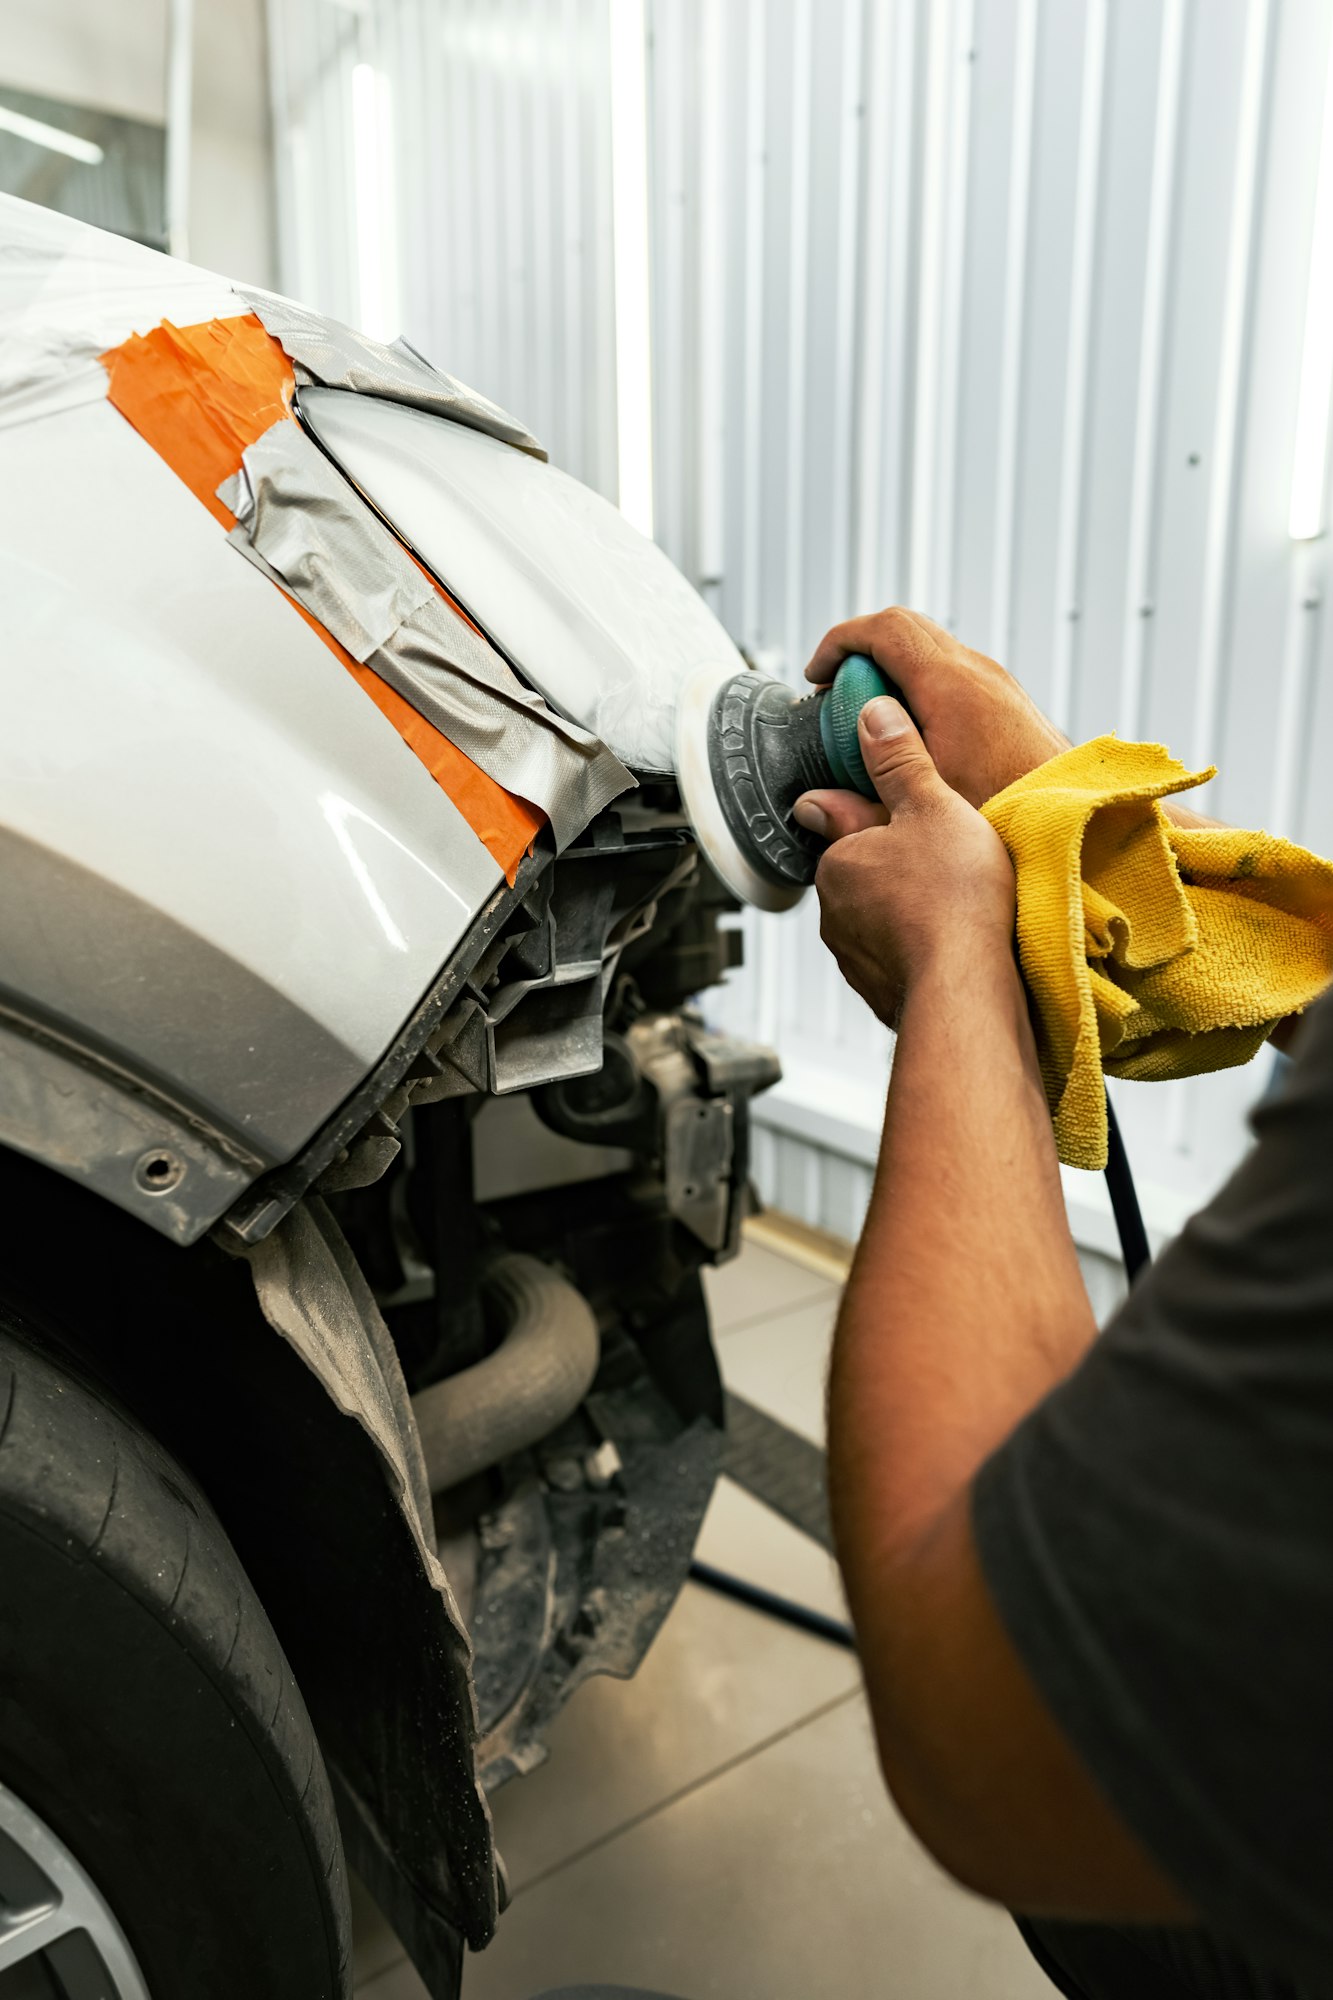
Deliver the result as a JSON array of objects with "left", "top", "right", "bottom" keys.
[
  {"left": 805, "top": 606, "right": 1067, "bottom": 808},
  {"left": 793, "top": 696, "right": 1015, "bottom": 1026}
]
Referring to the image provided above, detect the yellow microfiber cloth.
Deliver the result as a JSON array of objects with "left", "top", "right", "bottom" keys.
[{"left": 980, "top": 736, "right": 1333, "bottom": 1170}]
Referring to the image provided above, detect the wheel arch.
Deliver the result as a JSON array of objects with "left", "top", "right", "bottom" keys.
[{"left": 0, "top": 1139, "right": 493, "bottom": 1987}]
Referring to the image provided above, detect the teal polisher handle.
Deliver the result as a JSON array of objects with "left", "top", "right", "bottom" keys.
[{"left": 818, "top": 653, "right": 909, "bottom": 798}]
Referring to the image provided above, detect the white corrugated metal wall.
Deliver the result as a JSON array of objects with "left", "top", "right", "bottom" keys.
[{"left": 267, "top": 0, "right": 1333, "bottom": 1252}]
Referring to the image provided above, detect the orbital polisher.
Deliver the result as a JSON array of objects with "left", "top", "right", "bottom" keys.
[
  {"left": 675, "top": 649, "right": 1154, "bottom": 1284},
  {"left": 676, "top": 652, "right": 905, "bottom": 912}
]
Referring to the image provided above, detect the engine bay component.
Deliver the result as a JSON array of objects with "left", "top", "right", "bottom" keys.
[{"left": 412, "top": 1254, "right": 600, "bottom": 1494}]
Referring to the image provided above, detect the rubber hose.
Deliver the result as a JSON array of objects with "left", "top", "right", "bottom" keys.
[{"left": 411, "top": 1253, "right": 601, "bottom": 1495}]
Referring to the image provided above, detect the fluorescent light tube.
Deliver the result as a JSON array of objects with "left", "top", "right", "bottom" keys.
[
  {"left": 609, "top": 0, "right": 655, "bottom": 538},
  {"left": 0, "top": 106, "right": 104, "bottom": 166},
  {"left": 1289, "top": 28, "right": 1333, "bottom": 540}
]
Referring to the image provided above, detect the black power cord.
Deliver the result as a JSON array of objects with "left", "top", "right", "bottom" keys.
[
  {"left": 688, "top": 1559, "right": 856, "bottom": 1649},
  {"left": 1104, "top": 1092, "right": 1151, "bottom": 1281},
  {"left": 694, "top": 1084, "right": 1152, "bottom": 1653}
]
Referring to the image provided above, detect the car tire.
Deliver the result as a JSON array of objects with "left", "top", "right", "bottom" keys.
[{"left": 0, "top": 1306, "right": 352, "bottom": 1998}]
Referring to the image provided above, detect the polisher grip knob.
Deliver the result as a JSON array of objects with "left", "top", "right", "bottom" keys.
[{"left": 818, "top": 653, "right": 908, "bottom": 798}]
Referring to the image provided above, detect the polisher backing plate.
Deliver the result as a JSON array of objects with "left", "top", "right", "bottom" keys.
[{"left": 674, "top": 660, "right": 806, "bottom": 913}]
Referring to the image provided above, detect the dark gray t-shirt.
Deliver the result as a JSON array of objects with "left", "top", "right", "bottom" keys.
[{"left": 974, "top": 989, "right": 1333, "bottom": 1993}]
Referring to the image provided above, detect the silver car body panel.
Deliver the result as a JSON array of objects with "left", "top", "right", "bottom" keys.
[{"left": 0, "top": 399, "right": 502, "bottom": 1234}]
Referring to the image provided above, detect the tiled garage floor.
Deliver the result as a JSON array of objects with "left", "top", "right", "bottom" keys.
[{"left": 352, "top": 1235, "right": 1058, "bottom": 2000}]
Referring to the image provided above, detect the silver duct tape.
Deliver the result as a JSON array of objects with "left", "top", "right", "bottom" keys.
[
  {"left": 221, "top": 419, "right": 634, "bottom": 844},
  {"left": 219, "top": 423, "right": 434, "bottom": 662},
  {"left": 371, "top": 598, "right": 634, "bottom": 850},
  {"left": 239, "top": 290, "right": 546, "bottom": 460}
]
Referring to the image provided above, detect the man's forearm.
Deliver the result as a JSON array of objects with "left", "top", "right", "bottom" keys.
[{"left": 829, "top": 940, "right": 1096, "bottom": 1604}]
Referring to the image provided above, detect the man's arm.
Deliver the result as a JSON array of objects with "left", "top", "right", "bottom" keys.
[{"left": 798, "top": 695, "right": 1192, "bottom": 1919}]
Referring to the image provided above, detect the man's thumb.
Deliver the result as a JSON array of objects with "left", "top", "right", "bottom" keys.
[{"left": 858, "top": 697, "right": 939, "bottom": 811}]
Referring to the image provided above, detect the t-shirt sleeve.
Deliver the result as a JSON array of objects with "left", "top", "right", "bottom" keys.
[{"left": 972, "top": 994, "right": 1333, "bottom": 1986}]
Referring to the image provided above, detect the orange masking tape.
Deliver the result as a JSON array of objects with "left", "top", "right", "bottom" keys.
[
  {"left": 100, "top": 315, "right": 294, "bottom": 524},
  {"left": 100, "top": 315, "right": 543, "bottom": 882}
]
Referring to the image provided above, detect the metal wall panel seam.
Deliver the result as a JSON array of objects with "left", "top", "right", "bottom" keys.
[
  {"left": 443, "top": 4, "right": 467, "bottom": 369},
  {"left": 462, "top": 2, "right": 487, "bottom": 380},
  {"left": 754, "top": 903, "right": 781, "bottom": 1056},
  {"left": 464, "top": 0, "right": 488, "bottom": 388},
  {"left": 1271, "top": 542, "right": 1325, "bottom": 837},
  {"left": 1118, "top": 0, "right": 1187, "bottom": 742},
  {"left": 526, "top": 2, "right": 548, "bottom": 431},
  {"left": 851, "top": 0, "right": 896, "bottom": 610},
  {"left": 309, "top": 0, "right": 335, "bottom": 313},
  {"left": 420, "top": 0, "right": 447, "bottom": 369},
  {"left": 1190, "top": 0, "right": 1274, "bottom": 793},
  {"left": 525, "top": 0, "right": 545, "bottom": 446},
  {"left": 1047, "top": 0, "right": 1108, "bottom": 736},
  {"left": 802, "top": 1142, "right": 822, "bottom": 1238},
  {"left": 165, "top": 0, "right": 193, "bottom": 260},
  {"left": 933, "top": 0, "right": 976, "bottom": 629},
  {"left": 696, "top": 0, "right": 727, "bottom": 614},
  {"left": 298, "top": 0, "right": 324, "bottom": 309},
  {"left": 265, "top": 0, "right": 298, "bottom": 308},
  {"left": 565, "top": 0, "right": 586, "bottom": 478},
  {"left": 381, "top": 0, "right": 405, "bottom": 341},
  {"left": 679, "top": 0, "right": 704, "bottom": 589},
  {"left": 592, "top": 0, "right": 620, "bottom": 501},
  {"left": 783, "top": 0, "right": 815, "bottom": 670},
  {"left": 556, "top": 0, "right": 581, "bottom": 475},
  {"left": 530, "top": 6, "right": 555, "bottom": 453},
  {"left": 741, "top": 0, "right": 767, "bottom": 651},
  {"left": 284, "top": 97, "right": 314, "bottom": 314},
  {"left": 324, "top": 6, "right": 349, "bottom": 325},
  {"left": 339, "top": 7, "right": 362, "bottom": 328},
  {"left": 438, "top": 10, "right": 463, "bottom": 378},
  {"left": 649, "top": 0, "right": 685, "bottom": 569},
  {"left": 829, "top": 0, "right": 869, "bottom": 625},
  {"left": 908, "top": 0, "right": 955, "bottom": 612},
  {"left": 886, "top": 0, "right": 923, "bottom": 606},
  {"left": 517, "top": 0, "right": 541, "bottom": 436},
  {"left": 1302, "top": 528, "right": 1333, "bottom": 855},
  {"left": 1163, "top": 5, "right": 1274, "bottom": 1162},
  {"left": 471, "top": 10, "right": 498, "bottom": 420},
  {"left": 383, "top": 1, "right": 406, "bottom": 338},
  {"left": 500, "top": 2, "right": 525, "bottom": 406},
  {"left": 666, "top": 0, "right": 690, "bottom": 567},
  {"left": 989, "top": 0, "right": 1039, "bottom": 665},
  {"left": 532, "top": 0, "right": 554, "bottom": 456}
]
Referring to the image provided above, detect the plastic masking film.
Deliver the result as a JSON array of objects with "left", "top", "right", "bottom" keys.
[
  {"left": 0, "top": 193, "right": 241, "bottom": 431},
  {"left": 98, "top": 313, "right": 546, "bottom": 882}
]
